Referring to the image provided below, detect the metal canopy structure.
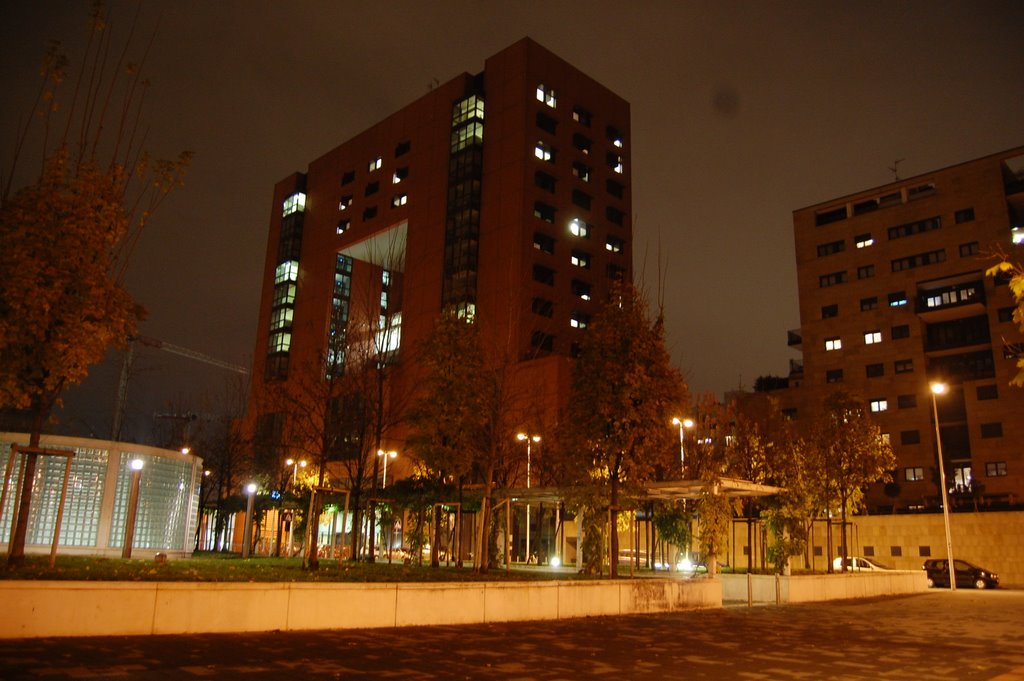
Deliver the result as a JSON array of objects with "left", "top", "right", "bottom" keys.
[{"left": 500, "top": 476, "right": 784, "bottom": 505}]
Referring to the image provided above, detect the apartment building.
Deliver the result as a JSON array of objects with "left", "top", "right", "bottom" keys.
[
  {"left": 243, "top": 38, "right": 632, "bottom": 477},
  {"left": 786, "top": 146, "right": 1024, "bottom": 512}
]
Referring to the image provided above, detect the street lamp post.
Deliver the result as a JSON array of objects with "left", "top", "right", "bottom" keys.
[
  {"left": 285, "top": 458, "right": 307, "bottom": 484},
  {"left": 242, "top": 482, "right": 257, "bottom": 559},
  {"left": 377, "top": 450, "right": 397, "bottom": 488},
  {"left": 517, "top": 433, "right": 541, "bottom": 563},
  {"left": 121, "top": 459, "right": 144, "bottom": 559},
  {"left": 672, "top": 417, "right": 694, "bottom": 477},
  {"left": 930, "top": 382, "right": 957, "bottom": 592}
]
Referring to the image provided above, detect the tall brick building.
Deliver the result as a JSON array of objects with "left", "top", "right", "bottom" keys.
[
  {"left": 785, "top": 147, "right": 1024, "bottom": 512},
  {"left": 243, "top": 38, "right": 631, "bottom": 479}
]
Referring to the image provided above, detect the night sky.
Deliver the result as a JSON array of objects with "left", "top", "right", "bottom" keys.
[{"left": 2, "top": 1, "right": 1022, "bottom": 443}]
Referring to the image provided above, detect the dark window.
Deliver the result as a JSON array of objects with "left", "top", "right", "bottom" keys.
[
  {"left": 819, "top": 271, "right": 847, "bottom": 288},
  {"left": 901, "top": 430, "right": 921, "bottom": 445},
  {"left": 891, "top": 249, "right": 946, "bottom": 272},
  {"left": 817, "top": 240, "right": 845, "bottom": 257},
  {"left": 888, "top": 216, "right": 941, "bottom": 240},
  {"left": 536, "top": 111, "right": 557, "bottom": 135},
  {"left": 821, "top": 304, "right": 838, "bottom": 319},
  {"left": 531, "top": 297, "right": 554, "bottom": 317},
  {"left": 959, "top": 242, "right": 979, "bottom": 257},
  {"left": 976, "top": 384, "right": 998, "bottom": 400},
  {"left": 606, "top": 206, "right": 624, "bottom": 226},
  {"left": 532, "top": 264, "right": 555, "bottom": 286},
  {"left": 341, "top": 170, "right": 355, "bottom": 185},
  {"left": 607, "top": 263, "right": 626, "bottom": 281},
  {"left": 891, "top": 324, "right": 910, "bottom": 339},
  {"left": 535, "top": 170, "right": 556, "bottom": 193},
  {"left": 572, "top": 161, "right": 591, "bottom": 182},
  {"left": 894, "top": 359, "right": 913, "bottom": 374},
  {"left": 395, "top": 140, "right": 411, "bottom": 157},
  {"left": 954, "top": 207, "right": 974, "bottom": 223},
  {"left": 533, "top": 201, "right": 556, "bottom": 223},
  {"left": 365, "top": 181, "right": 379, "bottom": 197},
  {"left": 999, "top": 306, "right": 1016, "bottom": 323},
  {"left": 863, "top": 546, "right": 875, "bottom": 557},
  {"left": 530, "top": 330, "right": 554, "bottom": 352},
  {"left": 572, "top": 133, "right": 592, "bottom": 154},
  {"left": 920, "top": 546, "right": 931, "bottom": 557},
  {"left": 861, "top": 297, "right": 878, "bottom": 311},
  {"left": 572, "top": 106, "right": 592, "bottom": 126},
  {"left": 866, "top": 363, "right": 885, "bottom": 378},
  {"left": 980, "top": 422, "right": 1003, "bottom": 438},
  {"left": 826, "top": 369, "right": 843, "bottom": 383},
  {"left": 815, "top": 206, "right": 847, "bottom": 226},
  {"left": 907, "top": 183, "right": 936, "bottom": 199},
  {"left": 606, "top": 179, "right": 624, "bottom": 199},
  {"left": 891, "top": 546, "right": 903, "bottom": 557},
  {"left": 858, "top": 264, "right": 875, "bottom": 279},
  {"left": 897, "top": 394, "right": 917, "bottom": 409},
  {"left": 572, "top": 189, "right": 592, "bottom": 210},
  {"left": 362, "top": 205, "right": 377, "bottom": 221},
  {"left": 533, "top": 232, "right": 555, "bottom": 254}
]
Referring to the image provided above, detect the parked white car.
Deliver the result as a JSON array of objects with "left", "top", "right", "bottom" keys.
[{"left": 834, "top": 556, "right": 890, "bottom": 571}]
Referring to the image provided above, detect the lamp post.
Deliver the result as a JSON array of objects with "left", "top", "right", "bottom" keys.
[
  {"left": 516, "top": 433, "right": 540, "bottom": 563},
  {"left": 930, "top": 381, "right": 957, "bottom": 592},
  {"left": 121, "top": 459, "right": 144, "bottom": 559},
  {"left": 242, "top": 482, "right": 257, "bottom": 558},
  {"left": 377, "top": 450, "right": 397, "bottom": 488},
  {"left": 672, "top": 417, "right": 694, "bottom": 477},
  {"left": 285, "top": 458, "right": 307, "bottom": 484}
]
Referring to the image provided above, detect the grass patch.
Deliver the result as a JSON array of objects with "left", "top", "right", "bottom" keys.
[{"left": 1, "top": 553, "right": 589, "bottom": 583}]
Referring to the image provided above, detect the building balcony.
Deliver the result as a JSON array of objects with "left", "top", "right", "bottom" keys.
[
  {"left": 787, "top": 328, "right": 802, "bottom": 349},
  {"left": 915, "top": 275, "right": 986, "bottom": 322}
]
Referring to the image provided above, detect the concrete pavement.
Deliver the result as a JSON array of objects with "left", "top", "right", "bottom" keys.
[{"left": 1, "top": 590, "right": 1022, "bottom": 679}]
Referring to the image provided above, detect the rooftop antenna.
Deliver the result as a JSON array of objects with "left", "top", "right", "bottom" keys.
[{"left": 889, "top": 158, "right": 905, "bottom": 181}]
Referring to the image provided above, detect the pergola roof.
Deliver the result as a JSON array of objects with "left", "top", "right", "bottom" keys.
[{"left": 498, "top": 476, "right": 783, "bottom": 505}]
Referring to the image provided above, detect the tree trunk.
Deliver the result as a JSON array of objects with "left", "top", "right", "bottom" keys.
[
  {"left": 476, "top": 454, "right": 496, "bottom": 573},
  {"left": 609, "top": 474, "right": 619, "bottom": 578},
  {"left": 431, "top": 502, "right": 441, "bottom": 568},
  {"left": 7, "top": 405, "right": 46, "bottom": 568}
]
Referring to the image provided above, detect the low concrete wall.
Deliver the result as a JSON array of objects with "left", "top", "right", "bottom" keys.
[
  {"left": 1, "top": 578, "right": 722, "bottom": 639},
  {"left": 721, "top": 570, "right": 928, "bottom": 604}
]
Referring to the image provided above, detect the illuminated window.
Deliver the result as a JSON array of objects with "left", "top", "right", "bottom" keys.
[
  {"left": 534, "top": 141, "right": 554, "bottom": 162},
  {"left": 272, "top": 283, "right": 296, "bottom": 307},
  {"left": 268, "top": 332, "right": 292, "bottom": 353},
  {"left": 986, "top": 461, "right": 1007, "bottom": 477},
  {"left": 275, "top": 261, "right": 299, "bottom": 284},
  {"left": 880, "top": 432, "right": 890, "bottom": 444},
  {"left": 536, "top": 84, "right": 556, "bottom": 108},
  {"left": 534, "top": 202, "right": 556, "bottom": 224},
  {"left": 606, "top": 236, "right": 624, "bottom": 253},
  {"left": 864, "top": 330, "right": 882, "bottom": 344},
  {"left": 570, "top": 311, "right": 591, "bottom": 329},
  {"left": 607, "top": 126, "right": 623, "bottom": 148},
  {"left": 533, "top": 232, "right": 555, "bottom": 254},
  {"left": 870, "top": 399, "right": 888, "bottom": 413},
  {"left": 391, "top": 194, "right": 408, "bottom": 208},
  {"left": 571, "top": 250, "right": 591, "bottom": 269},
  {"left": 855, "top": 234, "right": 874, "bottom": 248},
  {"left": 282, "top": 192, "right": 306, "bottom": 217},
  {"left": 573, "top": 133, "right": 592, "bottom": 155},
  {"left": 888, "top": 291, "right": 908, "bottom": 307},
  {"left": 572, "top": 106, "right": 591, "bottom": 126},
  {"left": 905, "top": 467, "right": 924, "bottom": 481},
  {"left": 368, "top": 156, "right": 382, "bottom": 171},
  {"left": 572, "top": 161, "right": 591, "bottom": 182},
  {"left": 1012, "top": 226, "right": 1024, "bottom": 245},
  {"left": 270, "top": 307, "right": 293, "bottom": 331},
  {"left": 392, "top": 167, "right": 408, "bottom": 184},
  {"left": 336, "top": 219, "right": 350, "bottom": 235},
  {"left": 571, "top": 279, "right": 592, "bottom": 301},
  {"left": 607, "top": 151, "right": 624, "bottom": 174},
  {"left": 569, "top": 218, "right": 591, "bottom": 238},
  {"left": 339, "top": 195, "right": 352, "bottom": 211},
  {"left": 825, "top": 337, "right": 842, "bottom": 351}
]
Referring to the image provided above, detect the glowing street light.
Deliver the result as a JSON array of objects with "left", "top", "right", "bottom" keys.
[
  {"left": 285, "top": 458, "right": 307, "bottom": 484},
  {"left": 242, "top": 482, "right": 257, "bottom": 559},
  {"left": 121, "top": 459, "right": 145, "bottom": 559},
  {"left": 672, "top": 417, "right": 694, "bottom": 478},
  {"left": 930, "top": 381, "right": 957, "bottom": 591},
  {"left": 516, "top": 433, "right": 541, "bottom": 563},
  {"left": 377, "top": 450, "right": 398, "bottom": 488}
]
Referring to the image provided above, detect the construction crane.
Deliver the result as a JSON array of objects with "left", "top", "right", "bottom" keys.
[{"left": 112, "top": 335, "right": 250, "bottom": 441}]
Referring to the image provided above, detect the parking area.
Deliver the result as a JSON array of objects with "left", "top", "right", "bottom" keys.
[{"left": 1, "top": 589, "right": 1023, "bottom": 679}]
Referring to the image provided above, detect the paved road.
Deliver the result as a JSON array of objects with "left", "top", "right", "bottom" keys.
[{"left": 1, "top": 590, "right": 1023, "bottom": 680}]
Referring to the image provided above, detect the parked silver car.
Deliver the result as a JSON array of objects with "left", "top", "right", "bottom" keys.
[{"left": 833, "top": 556, "right": 890, "bottom": 571}]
